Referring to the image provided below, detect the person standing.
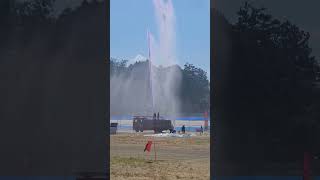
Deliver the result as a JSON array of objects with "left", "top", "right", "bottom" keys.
[
  {"left": 182, "top": 125, "right": 185, "bottom": 134},
  {"left": 200, "top": 125, "right": 203, "bottom": 135}
]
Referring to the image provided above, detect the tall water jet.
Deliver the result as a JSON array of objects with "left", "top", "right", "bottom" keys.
[
  {"left": 148, "top": 0, "right": 182, "bottom": 126},
  {"left": 110, "top": 0, "right": 182, "bottom": 124}
]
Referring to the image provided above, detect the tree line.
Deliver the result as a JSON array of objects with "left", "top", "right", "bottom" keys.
[{"left": 110, "top": 58, "right": 210, "bottom": 115}]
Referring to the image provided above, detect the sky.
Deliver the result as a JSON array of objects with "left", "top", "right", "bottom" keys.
[
  {"left": 110, "top": 0, "right": 210, "bottom": 78},
  {"left": 215, "top": 0, "right": 320, "bottom": 60}
]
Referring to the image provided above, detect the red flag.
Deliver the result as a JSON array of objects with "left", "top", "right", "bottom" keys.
[{"left": 144, "top": 140, "right": 152, "bottom": 152}]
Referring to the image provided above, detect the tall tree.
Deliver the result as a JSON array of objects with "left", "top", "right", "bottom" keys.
[{"left": 181, "top": 63, "right": 210, "bottom": 112}]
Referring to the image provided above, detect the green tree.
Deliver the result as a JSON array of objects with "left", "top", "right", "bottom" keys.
[
  {"left": 181, "top": 63, "right": 210, "bottom": 112},
  {"left": 110, "top": 58, "right": 128, "bottom": 76}
]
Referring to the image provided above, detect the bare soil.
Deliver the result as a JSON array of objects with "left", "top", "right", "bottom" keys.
[{"left": 110, "top": 132, "right": 210, "bottom": 180}]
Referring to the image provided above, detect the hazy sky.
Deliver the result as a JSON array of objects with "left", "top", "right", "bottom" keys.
[
  {"left": 215, "top": 0, "right": 320, "bottom": 59},
  {"left": 110, "top": 0, "right": 210, "bottom": 77}
]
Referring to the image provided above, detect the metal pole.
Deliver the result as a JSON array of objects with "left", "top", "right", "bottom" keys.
[
  {"left": 153, "top": 136, "right": 157, "bottom": 161},
  {"left": 147, "top": 29, "right": 154, "bottom": 113}
]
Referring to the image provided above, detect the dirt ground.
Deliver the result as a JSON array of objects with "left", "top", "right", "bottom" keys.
[{"left": 110, "top": 132, "right": 210, "bottom": 180}]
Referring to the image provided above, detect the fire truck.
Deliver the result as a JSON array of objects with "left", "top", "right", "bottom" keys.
[{"left": 133, "top": 115, "right": 174, "bottom": 133}]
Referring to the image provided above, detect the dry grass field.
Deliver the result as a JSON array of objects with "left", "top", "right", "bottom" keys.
[{"left": 110, "top": 132, "right": 210, "bottom": 180}]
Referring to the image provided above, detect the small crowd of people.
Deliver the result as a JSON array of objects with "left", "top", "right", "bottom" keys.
[
  {"left": 152, "top": 112, "right": 205, "bottom": 135},
  {"left": 153, "top": 112, "right": 160, "bottom": 120}
]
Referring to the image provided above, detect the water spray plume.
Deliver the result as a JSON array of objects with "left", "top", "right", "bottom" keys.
[
  {"left": 110, "top": 0, "right": 182, "bottom": 121},
  {"left": 149, "top": 0, "right": 181, "bottom": 123}
]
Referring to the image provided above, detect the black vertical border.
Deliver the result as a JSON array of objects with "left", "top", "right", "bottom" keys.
[
  {"left": 106, "top": 0, "right": 110, "bottom": 179},
  {"left": 210, "top": 0, "right": 215, "bottom": 179}
]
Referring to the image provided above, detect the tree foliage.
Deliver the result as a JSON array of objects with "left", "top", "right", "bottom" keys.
[
  {"left": 110, "top": 58, "right": 210, "bottom": 114},
  {"left": 181, "top": 63, "right": 210, "bottom": 112},
  {"left": 110, "top": 58, "right": 128, "bottom": 76}
]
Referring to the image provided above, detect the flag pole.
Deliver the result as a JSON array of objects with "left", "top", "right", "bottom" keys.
[
  {"left": 154, "top": 136, "right": 157, "bottom": 161},
  {"left": 147, "top": 29, "right": 154, "bottom": 113}
]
